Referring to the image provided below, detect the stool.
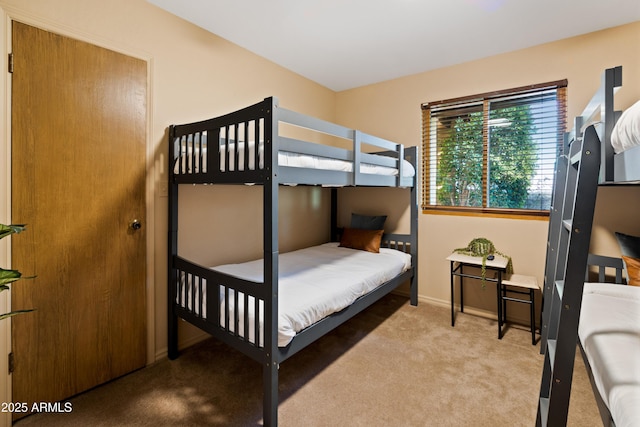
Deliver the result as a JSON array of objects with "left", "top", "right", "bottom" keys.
[{"left": 500, "top": 274, "right": 539, "bottom": 345}]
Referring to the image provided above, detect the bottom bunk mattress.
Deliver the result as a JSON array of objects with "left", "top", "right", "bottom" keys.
[
  {"left": 177, "top": 242, "right": 412, "bottom": 347},
  {"left": 578, "top": 283, "right": 640, "bottom": 427}
]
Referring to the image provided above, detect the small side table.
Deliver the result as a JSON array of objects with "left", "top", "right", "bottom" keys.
[
  {"left": 500, "top": 274, "right": 540, "bottom": 345},
  {"left": 447, "top": 252, "right": 510, "bottom": 339}
]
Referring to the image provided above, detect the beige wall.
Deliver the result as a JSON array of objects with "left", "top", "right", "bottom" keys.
[
  {"left": 335, "top": 21, "right": 640, "bottom": 317},
  {"left": 0, "top": 1, "right": 638, "bottom": 423}
]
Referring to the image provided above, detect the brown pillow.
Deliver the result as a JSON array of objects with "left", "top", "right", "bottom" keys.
[
  {"left": 621, "top": 255, "right": 640, "bottom": 287},
  {"left": 339, "top": 228, "right": 384, "bottom": 253}
]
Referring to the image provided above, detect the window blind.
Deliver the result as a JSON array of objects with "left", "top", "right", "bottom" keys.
[{"left": 422, "top": 81, "right": 567, "bottom": 214}]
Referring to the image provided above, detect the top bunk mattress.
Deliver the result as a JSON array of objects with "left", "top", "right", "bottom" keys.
[
  {"left": 578, "top": 282, "right": 640, "bottom": 427},
  {"left": 178, "top": 242, "right": 412, "bottom": 347},
  {"left": 611, "top": 100, "right": 640, "bottom": 155},
  {"left": 610, "top": 100, "right": 640, "bottom": 183},
  {"left": 173, "top": 136, "right": 416, "bottom": 179}
]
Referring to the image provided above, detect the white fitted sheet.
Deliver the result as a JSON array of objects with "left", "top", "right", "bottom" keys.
[
  {"left": 178, "top": 242, "right": 412, "bottom": 347},
  {"left": 611, "top": 100, "right": 640, "bottom": 155},
  {"left": 174, "top": 139, "right": 416, "bottom": 178},
  {"left": 579, "top": 283, "right": 640, "bottom": 427}
]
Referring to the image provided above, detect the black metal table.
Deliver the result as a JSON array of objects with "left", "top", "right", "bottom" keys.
[{"left": 447, "top": 252, "right": 509, "bottom": 339}]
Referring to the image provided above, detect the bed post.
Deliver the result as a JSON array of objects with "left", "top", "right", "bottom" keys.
[
  {"left": 263, "top": 97, "right": 280, "bottom": 427},
  {"left": 167, "top": 125, "right": 179, "bottom": 360},
  {"left": 600, "top": 66, "right": 622, "bottom": 183},
  {"left": 330, "top": 188, "right": 338, "bottom": 241},
  {"left": 408, "top": 146, "right": 419, "bottom": 306}
]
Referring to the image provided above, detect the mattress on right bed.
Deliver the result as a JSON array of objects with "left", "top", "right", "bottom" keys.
[
  {"left": 611, "top": 100, "right": 640, "bottom": 155},
  {"left": 579, "top": 282, "right": 640, "bottom": 427}
]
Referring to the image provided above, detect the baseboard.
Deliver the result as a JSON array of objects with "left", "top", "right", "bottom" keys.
[
  {"left": 393, "top": 290, "right": 536, "bottom": 327},
  {"left": 392, "top": 289, "right": 497, "bottom": 318},
  {"left": 154, "top": 331, "right": 210, "bottom": 362}
]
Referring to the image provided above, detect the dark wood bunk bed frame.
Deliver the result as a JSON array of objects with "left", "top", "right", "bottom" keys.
[
  {"left": 167, "top": 97, "right": 418, "bottom": 427},
  {"left": 537, "top": 66, "right": 639, "bottom": 426}
]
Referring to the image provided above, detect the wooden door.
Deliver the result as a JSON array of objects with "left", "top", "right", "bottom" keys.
[{"left": 10, "top": 22, "right": 147, "bottom": 417}]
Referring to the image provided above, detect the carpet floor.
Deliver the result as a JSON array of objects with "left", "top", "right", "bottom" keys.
[{"left": 15, "top": 294, "right": 601, "bottom": 426}]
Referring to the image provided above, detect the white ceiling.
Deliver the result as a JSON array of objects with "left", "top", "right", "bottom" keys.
[{"left": 147, "top": 0, "right": 640, "bottom": 91}]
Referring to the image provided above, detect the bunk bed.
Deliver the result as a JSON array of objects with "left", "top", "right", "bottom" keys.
[
  {"left": 167, "top": 97, "right": 418, "bottom": 427},
  {"left": 579, "top": 66, "right": 640, "bottom": 426},
  {"left": 538, "top": 66, "right": 639, "bottom": 426}
]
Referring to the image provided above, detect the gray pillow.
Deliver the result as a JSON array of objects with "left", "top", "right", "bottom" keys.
[
  {"left": 615, "top": 232, "right": 640, "bottom": 258},
  {"left": 350, "top": 213, "right": 387, "bottom": 230}
]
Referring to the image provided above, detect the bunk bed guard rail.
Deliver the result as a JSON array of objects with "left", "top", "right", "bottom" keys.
[{"left": 169, "top": 97, "right": 414, "bottom": 188}]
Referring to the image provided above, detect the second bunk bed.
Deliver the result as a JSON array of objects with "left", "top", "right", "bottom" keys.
[
  {"left": 538, "top": 66, "right": 640, "bottom": 426},
  {"left": 167, "top": 97, "right": 418, "bottom": 426},
  {"left": 576, "top": 66, "right": 640, "bottom": 427}
]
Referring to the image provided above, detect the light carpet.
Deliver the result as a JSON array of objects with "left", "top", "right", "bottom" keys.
[{"left": 15, "top": 294, "right": 600, "bottom": 426}]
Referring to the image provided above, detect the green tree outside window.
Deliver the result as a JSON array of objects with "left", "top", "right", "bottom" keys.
[{"left": 424, "top": 83, "right": 565, "bottom": 213}]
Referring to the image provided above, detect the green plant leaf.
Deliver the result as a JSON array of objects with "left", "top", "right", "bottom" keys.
[
  {"left": 0, "top": 223, "right": 34, "bottom": 321},
  {"left": 0, "top": 268, "right": 22, "bottom": 287},
  {"left": 0, "top": 309, "right": 34, "bottom": 321},
  {"left": 0, "top": 224, "right": 26, "bottom": 240}
]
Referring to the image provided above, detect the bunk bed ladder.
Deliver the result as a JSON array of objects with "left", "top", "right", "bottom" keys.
[
  {"left": 536, "top": 124, "right": 601, "bottom": 426},
  {"left": 539, "top": 131, "right": 570, "bottom": 355}
]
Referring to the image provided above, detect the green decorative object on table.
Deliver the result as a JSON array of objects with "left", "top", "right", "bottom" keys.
[
  {"left": 454, "top": 237, "right": 513, "bottom": 287},
  {"left": 0, "top": 223, "right": 34, "bottom": 321}
]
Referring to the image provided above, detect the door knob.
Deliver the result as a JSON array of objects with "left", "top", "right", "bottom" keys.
[{"left": 130, "top": 219, "right": 142, "bottom": 230}]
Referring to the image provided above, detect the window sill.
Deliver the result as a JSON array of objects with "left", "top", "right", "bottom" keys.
[{"left": 422, "top": 206, "right": 549, "bottom": 220}]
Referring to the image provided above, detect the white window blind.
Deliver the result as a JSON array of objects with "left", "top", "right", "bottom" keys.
[{"left": 422, "top": 81, "right": 567, "bottom": 215}]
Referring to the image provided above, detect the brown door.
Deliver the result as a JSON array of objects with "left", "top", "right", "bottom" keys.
[{"left": 10, "top": 22, "right": 147, "bottom": 418}]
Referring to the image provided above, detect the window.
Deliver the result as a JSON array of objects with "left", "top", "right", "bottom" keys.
[{"left": 421, "top": 81, "right": 567, "bottom": 215}]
